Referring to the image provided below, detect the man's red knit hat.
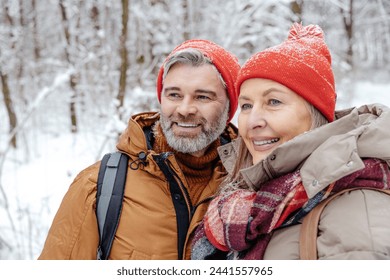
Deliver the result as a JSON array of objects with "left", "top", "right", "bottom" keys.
[
  {"left": 236, "top": 23, "right": 336, "bottom": 122},
  {"left": 156, "top": 39, "right": 240, "bottom": 123}
]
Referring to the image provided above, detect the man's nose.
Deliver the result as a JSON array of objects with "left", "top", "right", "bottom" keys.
[{"left": 176, "top": 97, "right": 197, "bottom": 116}]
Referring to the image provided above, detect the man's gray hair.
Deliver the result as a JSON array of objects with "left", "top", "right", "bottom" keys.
[{"left": 162, "top": 48, "right": 226, "bottom": 88}]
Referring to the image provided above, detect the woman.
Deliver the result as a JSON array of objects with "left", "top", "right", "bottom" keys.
[{"left": 191, "top": 23, "right": 390, "bottom": 260}]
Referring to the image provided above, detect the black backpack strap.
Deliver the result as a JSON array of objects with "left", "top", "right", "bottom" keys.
[
  {"left": 96, "top": 151, "right": 129, "bottom": 260},
  {"left": 153, "top": 154, "right": 191, "bottom": 260}
]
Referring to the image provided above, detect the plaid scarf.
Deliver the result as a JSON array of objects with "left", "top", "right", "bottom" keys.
[{"left": 191, "top": 158, "right": 390, "bottom": 260}]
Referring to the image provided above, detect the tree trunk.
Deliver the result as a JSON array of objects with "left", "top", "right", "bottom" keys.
[
  {"left": 2, "top": 3, "right": 18, "bottom": 148},
  {"left": 31, "top": 0, "right": 41, "bottom": 60},
  {"left": 290, "top": 0, "right": 303, "bottom": 23},
  {"left": 90, "top": 4, "right": 100, "bottom": 31},
  {"left": 59, "top": 0, "right": 78, "bottom": 133},
  {"left": 341, "top": 0, "right": 354, "bottom": 69},
  {"left": 0, "top": 70, "right": 18, "bottom": 148},
  {"left": 117, "top": 0, "right": 129, "bottom": 114},
  {"left": 182, "top": 0, "right": 190, "bottom": 40}
]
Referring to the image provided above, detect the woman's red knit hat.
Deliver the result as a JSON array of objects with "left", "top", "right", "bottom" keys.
[
  {"left": 236, "top": 23, "right": 336, "bottom": 122},
  {"left": 156, "top": 39, "right": 240, "bottom": 123}
]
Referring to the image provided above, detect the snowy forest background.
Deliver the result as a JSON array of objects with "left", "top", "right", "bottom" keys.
[{"left": 0, "top": 0, "right": 389, "bottom": 260}]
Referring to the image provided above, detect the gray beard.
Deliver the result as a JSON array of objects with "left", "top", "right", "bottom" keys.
[{"left": 159, "top": 103, "right": 229, "bottom": 154}]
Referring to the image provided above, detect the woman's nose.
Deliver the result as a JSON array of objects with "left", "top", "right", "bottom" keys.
[{"left": 247, "top": 108, "right": 267, "bottom": 130}]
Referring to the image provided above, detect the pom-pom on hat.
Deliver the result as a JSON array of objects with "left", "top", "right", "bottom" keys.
[
  {"left": 156, "top": 39, "right": 240, "bottom": 123},
  {"left": 236, "top": 23, "right": 336, "bottom": 122}
]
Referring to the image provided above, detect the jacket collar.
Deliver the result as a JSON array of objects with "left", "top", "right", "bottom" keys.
[{"left": 116, "top": 111, "right": 160, "bottom": 156}]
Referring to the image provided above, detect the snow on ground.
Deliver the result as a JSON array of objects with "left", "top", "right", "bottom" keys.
[
  {"left": 1, "top": 81, "right": 389, "bottom": 259},
  {"left": 1, "top": 132, "right": 106, "bottom": 259}
]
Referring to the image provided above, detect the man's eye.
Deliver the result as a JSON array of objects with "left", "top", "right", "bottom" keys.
[
  {"left": 197, "top": 95, "right": 211, "bottom": 100},
  {"left": 168, "top": 93, "right": 181, "bottom": 98}
]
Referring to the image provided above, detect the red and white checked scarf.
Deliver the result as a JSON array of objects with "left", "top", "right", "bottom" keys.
[{"left": 193, "top": 158, "right": 390, "bottom": 259}]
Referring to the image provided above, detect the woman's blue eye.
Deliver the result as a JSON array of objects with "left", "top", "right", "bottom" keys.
[
  {"left": 241, "top": 103, "right": 252, "bottom": 110},
  {"left": 269, "top": 99, "right": 281, "bottom": 105}
]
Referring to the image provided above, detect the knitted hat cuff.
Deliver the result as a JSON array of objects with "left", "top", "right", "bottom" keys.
[{"left": 236, "top": 51, "right": 336, "bottom": 122}]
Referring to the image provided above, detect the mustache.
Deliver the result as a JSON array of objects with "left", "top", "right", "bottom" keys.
[{"left": 170, "top": 115, "right": 206, "bottom": 125}]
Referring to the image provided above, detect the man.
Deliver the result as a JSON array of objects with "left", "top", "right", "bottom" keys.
[{"left": 38, "top": 39, "right": 240, "bottom": 260}]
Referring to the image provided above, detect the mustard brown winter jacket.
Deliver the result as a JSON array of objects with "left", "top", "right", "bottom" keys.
[{"left": 38, "top": 112, "right": 237, "bottom": 260}]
